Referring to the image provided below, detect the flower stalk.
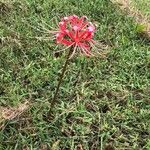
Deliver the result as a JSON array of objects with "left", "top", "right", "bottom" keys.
[{"left": 50, "top": 46, "right": 73, "bottom": 109}]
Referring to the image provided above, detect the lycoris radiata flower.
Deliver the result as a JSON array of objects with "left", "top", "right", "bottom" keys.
[{"left": 53, "top": 15, "right": 96, "bottom": 57}]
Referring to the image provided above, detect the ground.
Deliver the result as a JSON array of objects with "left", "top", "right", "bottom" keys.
[{"left": 0, "top": 0, "right": 150, "bottom": 149}]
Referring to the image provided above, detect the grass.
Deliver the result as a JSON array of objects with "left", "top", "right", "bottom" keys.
[
  {"left": 132, "top": 0, "right": 150, "bottom": 19},
  {"left": 0, "top": 0, "right": 150, "bottom": 149}
]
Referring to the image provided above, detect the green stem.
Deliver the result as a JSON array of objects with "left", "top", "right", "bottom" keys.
[{"left": 50, "top": 47, "right": 73, "bottom": 109}]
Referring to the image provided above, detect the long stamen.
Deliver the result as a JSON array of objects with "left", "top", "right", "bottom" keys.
[
  {"left": 69, "top": 44, "right": 77, "bottom": 59},
  {"left": 41, "top": 19, "right": 56, "bottom": 30},
  {"left": 37, "top": 23, "right": 52, "bottom": 32},
  {"left": 80, "top": 47, "right": 92, "bottom": 56},
  {"left": 25, "top": 22, "right": 49, "bottom": 34},
  {"left": 54, "top": 42, "right": 75, "bottom": 53},
  {"left": 28, "top": 36, "right": 55, "bottom": 41}
]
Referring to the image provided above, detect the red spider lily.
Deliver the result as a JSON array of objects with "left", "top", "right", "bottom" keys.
[{"left": 53, "top": 15, "right": 96, "bottom": 57}]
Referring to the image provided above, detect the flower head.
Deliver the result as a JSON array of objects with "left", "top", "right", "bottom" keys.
[{"left": 54, "top": 15, "right": 96, "bottom": 57}]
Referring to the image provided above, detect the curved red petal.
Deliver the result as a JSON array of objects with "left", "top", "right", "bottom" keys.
[{"left": 60, "top": 39, "right": 74, "bottom": 46}]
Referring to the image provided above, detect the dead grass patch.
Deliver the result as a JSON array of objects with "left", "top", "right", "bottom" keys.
[
  {"left": 111, "top": 0, "right": 150, "bottom": 37},
  {"left": 0, "top": 101, "right": 30, "bottom": 130}
]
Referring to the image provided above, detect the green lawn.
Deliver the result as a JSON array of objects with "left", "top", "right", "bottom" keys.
[{"left": 0, "top": 0, "right": 150, "bottom": 149}]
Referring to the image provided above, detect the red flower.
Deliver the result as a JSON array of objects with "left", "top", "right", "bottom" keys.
[{"left": 54, "top": 15, "right": 96, "bottom": 56}]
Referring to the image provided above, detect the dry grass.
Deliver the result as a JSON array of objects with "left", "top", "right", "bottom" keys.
[
  {"left": 111, "top": 0, "right": 150, "bottom": 36},
  {"left": 0, "top": 101, "right": 29, "bottom": 129}
]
